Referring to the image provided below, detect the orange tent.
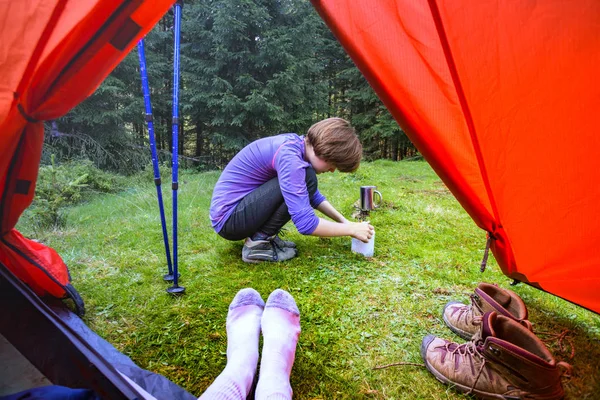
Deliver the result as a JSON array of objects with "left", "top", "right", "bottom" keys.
[
  {"left": 312, "top": 0, "right": 600, "bottom": 313},
  {"left": 0, "top": 2, "right": 207, "bottom": 397},
  {"left": 0, "top": 0, "right": 174, "bottom": 309},
  {"left": 2, "top": 1, "right": 598, "bottom": 319}
]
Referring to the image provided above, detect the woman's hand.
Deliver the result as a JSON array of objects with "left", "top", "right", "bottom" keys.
[
  {"left": 311, "top": 218, "right": 373, "bottom": 241},
  {"left": 350, "top": 221, "right": 374, "bottom": 243}
]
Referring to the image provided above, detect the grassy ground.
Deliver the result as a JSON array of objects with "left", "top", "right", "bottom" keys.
[{"left": 19, "top": 160, "right": 600, "bottom": 399}]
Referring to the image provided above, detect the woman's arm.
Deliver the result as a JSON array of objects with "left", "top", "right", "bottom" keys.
[
  {"left": 313, "top": 200, "right": 374, "bottom": 242},
  {"left": 316, "top": 200, "right": 348, "bottom": 223}
]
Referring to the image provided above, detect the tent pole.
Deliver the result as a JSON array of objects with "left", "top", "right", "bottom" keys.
[
  {"left": 137, "top": 40, "right": 175, "bottom": 282},
  {"left": 167, "top": 0, "right": 185, "bottom": 295}
]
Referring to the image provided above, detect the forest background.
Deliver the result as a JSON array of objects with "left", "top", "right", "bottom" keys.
[{"left": 45, "top": 0, "right": 416, "bottom": 174}]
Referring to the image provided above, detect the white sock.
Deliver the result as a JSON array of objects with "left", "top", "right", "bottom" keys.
[
  {"left": 255, "top": 289, "right": 301, "bottom": 400},
  {"left": 199, "top": 288, "right": 264, "bottom": 400}
]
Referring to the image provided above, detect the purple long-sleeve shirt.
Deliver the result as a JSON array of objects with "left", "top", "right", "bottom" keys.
[{"left": 210, "top": 133, "right": 326, "bottom": 235}]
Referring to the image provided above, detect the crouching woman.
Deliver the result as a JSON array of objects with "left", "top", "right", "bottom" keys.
[{"left": 209, "top": 118, "right": 374, "bottom": 263}]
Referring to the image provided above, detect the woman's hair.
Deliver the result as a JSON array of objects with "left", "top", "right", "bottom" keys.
[{"left": 306, "top": 118, "right": 362, "bottom": 172}]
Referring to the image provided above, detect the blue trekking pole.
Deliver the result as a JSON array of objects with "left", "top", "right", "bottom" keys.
[
  {"left": 167, "top": 0, "right": 185, "bottom": 295},
  {"left": 137, "top": 40, "right": 176, "bottom": 283}
]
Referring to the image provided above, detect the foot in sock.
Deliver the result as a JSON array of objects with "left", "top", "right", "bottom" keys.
[
  {"left": 199, "top": 288, "right": 265, "bottom": 400},
  {"left": 255, "top": 289, "right": 301, "bottom": 400}
]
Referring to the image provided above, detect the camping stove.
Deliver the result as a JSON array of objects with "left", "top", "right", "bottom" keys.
[{"left": 355, "top": 209, "right": 371, "bottom": 221}]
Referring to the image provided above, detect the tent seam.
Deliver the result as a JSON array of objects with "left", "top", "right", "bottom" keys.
[
  {"left": 13, "top": 0, "right": 69, "bottom": 113},
  {"left": 43, "top": 0, "right": 146, "bottom": 103},
  {"left": 426, "top": 0, "right": 502, "bottom": 230},
  {"left": 0, "top": 128, "right": 26, "bottom": 233}
]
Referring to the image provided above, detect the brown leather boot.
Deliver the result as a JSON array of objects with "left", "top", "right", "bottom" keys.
[
  {"left": 421, "top": 311, "right": 572, "bottom": 399},
  {"left": 443, "top": 282, "right": 532, "bottom": 339}
]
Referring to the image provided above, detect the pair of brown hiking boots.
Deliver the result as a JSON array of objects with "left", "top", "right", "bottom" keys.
[{"left": 420, "top": 283, "right": 572, "bottom": 399}]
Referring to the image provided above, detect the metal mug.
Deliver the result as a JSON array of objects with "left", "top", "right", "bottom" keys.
[{"left": 360, "top": 186, "right": 382, "bottom": 211}]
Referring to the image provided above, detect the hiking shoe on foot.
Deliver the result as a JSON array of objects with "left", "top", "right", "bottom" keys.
[
  {"left": 242, "top": 238, "right": 297, "bottom": 263},
  {"left": 421, "top": 311, "right": 571, "bottom": 400},
  {"left": 443, "top": 282, "right": 532, "bottom": 340},
  {"left": 271, "top": 234, "right": 296, "bottom": 248}
]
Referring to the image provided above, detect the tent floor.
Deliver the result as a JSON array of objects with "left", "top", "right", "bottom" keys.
[{"left": 0, "top": 333, "right": 51, "bottom": 396}]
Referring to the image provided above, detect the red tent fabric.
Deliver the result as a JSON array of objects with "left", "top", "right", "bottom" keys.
[
  {"left": 312, "top": 0, "right": 600, "bottom": 313},
  {"left": 0, "top": 1, "right": 174, "bottom": 304}
]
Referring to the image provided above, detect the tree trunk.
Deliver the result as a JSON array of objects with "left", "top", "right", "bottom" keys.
[
  {"left": 382, "top": 137, "right": 388, "bottom": 159},
  {"left": 327, "top": 78, "right": 333, "bottom": 118},
  {"left": 195, "top": 122, "right": 203, "bottom": 159},
  {"left": 391, "top": 135, "right": 399, "bottom": 161}
]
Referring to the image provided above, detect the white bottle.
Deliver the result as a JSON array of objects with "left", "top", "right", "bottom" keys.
[{"left": 351, "top": 230, "right": 375, "bottom": 257}]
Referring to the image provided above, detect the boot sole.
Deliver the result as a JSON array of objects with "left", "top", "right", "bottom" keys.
[
  {"left": 242, "top": 249, "right": 298, "bottom": 263},
  {"left": 242, "top": 255, "right": 297, "bottom": 263},
  {"left": 421, "top": 335, "right": 521, "bottom": 400},
  {"left": 242, "top": 256, "right": 264, "bottom": 264}
]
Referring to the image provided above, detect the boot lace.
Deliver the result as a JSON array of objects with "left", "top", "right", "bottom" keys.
[
  {"left": 451, "top": 294, "right": 484, "bottom": 326},
  {"left": 268, "top": 236, "right": 285, "bottom": 260},
  {"left": 438, "top": 332, "right": 571, "bottom": 399},
  {"left": 441, "top": 333, "right": 488, "bottom": 395}
]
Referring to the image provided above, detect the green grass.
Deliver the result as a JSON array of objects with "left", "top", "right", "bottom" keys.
[{"left": 19, "top": 160, "right": 600, "bottom": 399}]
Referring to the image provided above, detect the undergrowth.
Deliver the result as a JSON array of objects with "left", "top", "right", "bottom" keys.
[{"left": 21, "top": 158, "right": 125, "bottom": 231}]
